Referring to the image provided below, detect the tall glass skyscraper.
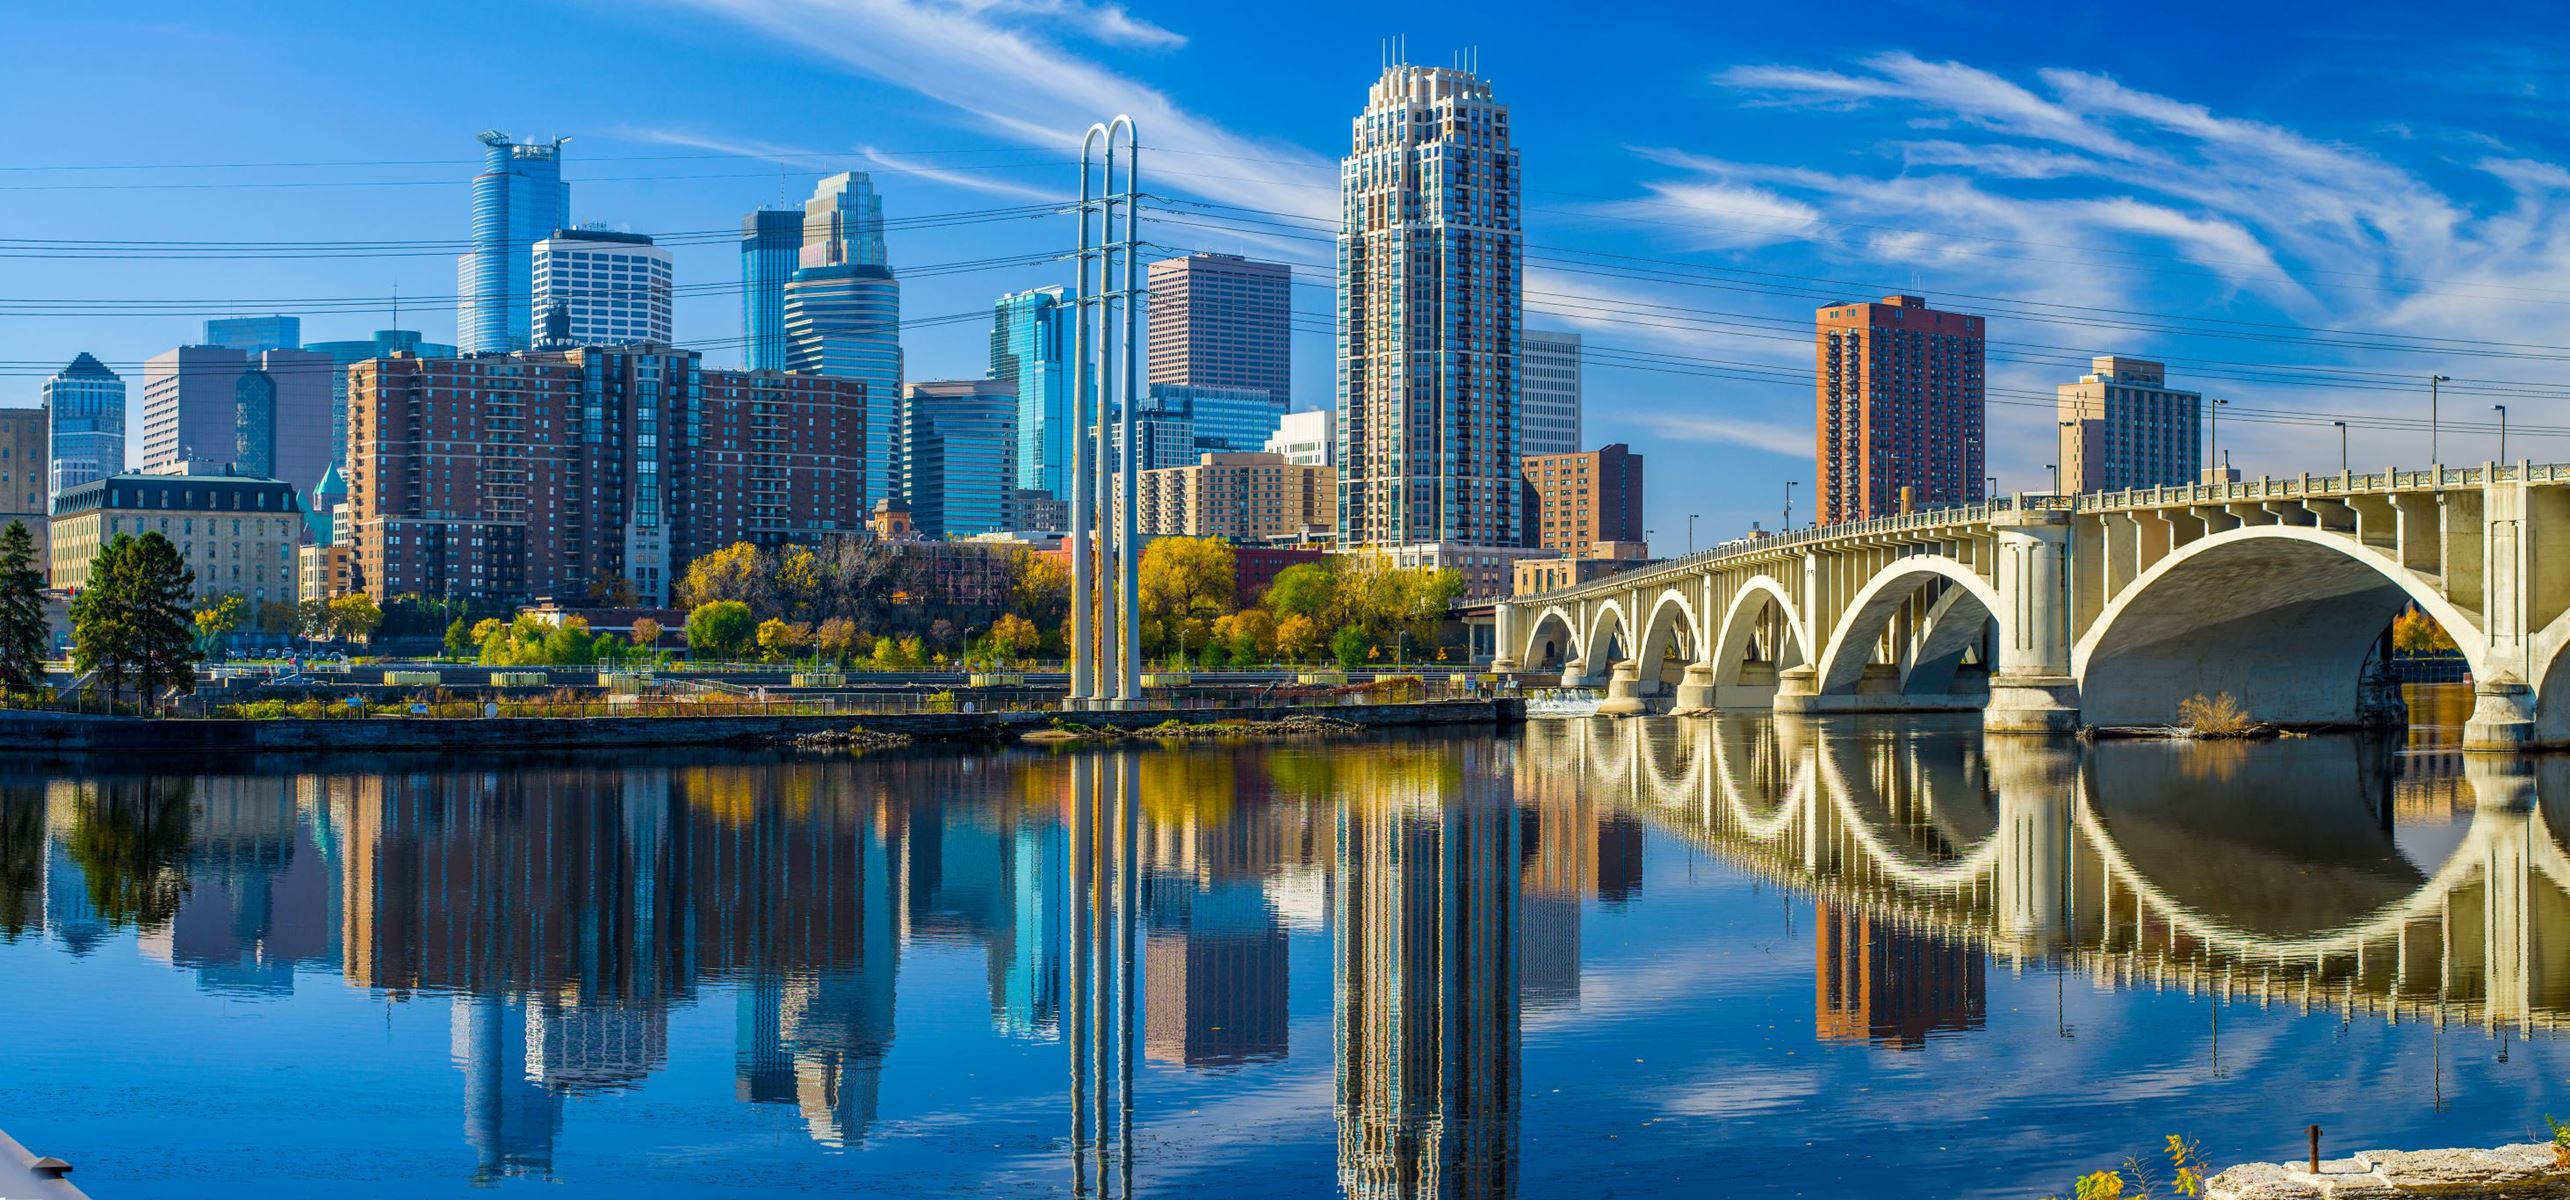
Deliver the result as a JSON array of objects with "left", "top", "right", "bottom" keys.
[
  {"left": 44, "top": 352, "right": 126, "bottom": 496},
  {"left": 899, "top": 380, "right": 1017, "bottom": 538},
  {"left": 203, "top": 316, "right": 302, "bottom": 354},
  {"left": 989, "top": 286, "right": 1074, "bottom": 498},
  {"left": 740, "top": 209, "right": 801, "bottom": 372},
  {"left": 456, "top": 132, "right": 570, "bottom": 356},
  {"left": 784, "top": 172, "right": 901, "bottom": 510}
]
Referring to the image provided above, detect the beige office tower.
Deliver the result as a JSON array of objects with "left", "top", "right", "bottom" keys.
[{"left": 2056, "top": 356, "right": 2201, "bottom": 494}]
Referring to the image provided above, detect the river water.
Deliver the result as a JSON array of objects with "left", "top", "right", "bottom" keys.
[{"left": 3, "top": 683, "right": 2564, "bottom": 1198}]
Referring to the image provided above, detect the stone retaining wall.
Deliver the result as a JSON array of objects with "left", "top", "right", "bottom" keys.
[
  {"left": 0, "top": 699, "right": 1513, "bottom": 754},
  {"left": 2209, "top": 1144, "right": 2570, "bottom": 1198}
]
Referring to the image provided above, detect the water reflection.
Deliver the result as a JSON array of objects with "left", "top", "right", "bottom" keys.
[{"left": 0, "top": 701, "right": 2566, "bottom": 1196}]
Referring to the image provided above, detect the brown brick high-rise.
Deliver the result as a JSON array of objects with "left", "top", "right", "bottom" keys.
[
  {"left": 346, "top": 347, "right": 865, "bottom": 606},
  {"left": 1520, "top": 443, "right": 1643, "bottom": 555},
  {"left": 1815, "top": 295, "right": 1985, "bottom": 525}
]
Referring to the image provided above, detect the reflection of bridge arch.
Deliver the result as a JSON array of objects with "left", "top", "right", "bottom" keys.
[
  {"left": 2075, "top": 526, "right": 2489, "bottom": 727},
  {"left": 1814, "top": 558, "right": 2005, "bottom": 699}
]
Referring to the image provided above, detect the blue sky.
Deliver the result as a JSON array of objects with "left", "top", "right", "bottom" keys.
[{"left": 3, "top": 0, "right": 2565, "bottom": 543}]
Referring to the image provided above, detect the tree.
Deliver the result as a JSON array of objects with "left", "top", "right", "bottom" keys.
[
  {"left": 1263, "top": 561, "right": 1343, "bottom": 629},
  {"left": 1139, "top": 537, "right": 1237, "bottom": 656},
  {"left": 70, "top": 532, "right": 200, "bottom": 709},
  {"left": 2392, "top": 607, "right": 2457, "bottom": 654},
  {"left": 1008, "top": 550, "right": 1072, "bottom": 631},
  {"left": 586, "top": 573, "right": 639, "bottom": 608},
  {"left": 0, "top": 521, "right": 49, "bottom": 692},
  {"left": 1217, "top": 608, "right": 1277, "bottom": 665},
  {"left": 1330, "top": 624, "right": 1374, "bottom": 670},
  {"left": 1274, "top": 613, "right": 1324, "bottom": 662},
  {"left": 628, "top": 617, "right": 663, "bottom": 653},
  {"left": 192, "top": 594, "right": 247, "bottom": 659},
  {"left": 756, "top": 618, "right": 812, "bottom": 662},
  {"left": 327, "top": 594, "right": 383, "bottom": 643},
  {"left": 678, "top": 542, "right": 771, "bottom": 612},
  {"left": 473, "top": 613, "right": 596, "bottom": 666},
  {"left": 987, "top": 612, "right": 1041, "bottom": 664},
  {"left": 443, "top": 616, "right": 474, "bottom": 659},
  {"left": 685, "top": 600, "right": 756, "bottom": 661},
  {"left": 813, "top": 616, "right": 860, "bottom": 664},
  {"left": 254, "top": 599, "right": 299, "bottom": 637}
]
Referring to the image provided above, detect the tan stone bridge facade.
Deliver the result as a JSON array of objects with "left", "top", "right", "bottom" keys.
[{"left": 1492, "top": 464, "right": 2570, "bottom": 748}]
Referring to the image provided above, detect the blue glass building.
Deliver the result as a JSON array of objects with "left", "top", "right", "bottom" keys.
[
  {"left": 989, "top": 286, "right": 1075, "bottom": 498},
  {"left": 1159, "top": 383, "right": 1286, "bottom": 456},
  {"left": 307, "top": 329, "right": 456, "bottom": 475},
  {"left": 899, "top": 380, "right": 1018, "bottom": 539},
  {"left": 457, "top": 132, "right": 569, "bottom": 356},
  {"left": 785, "top": 173, "right": 901, "bottom": 510},
  {"left": 43, "top": 352, "right": 126, "bottom": 496},
  {"left": 740, "top": 209, "right": 801, "bottom": 372},
  {"left": 203, "top": 316, "right": 301, "bottom": 354}
]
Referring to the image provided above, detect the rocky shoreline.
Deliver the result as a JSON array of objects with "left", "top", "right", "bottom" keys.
[{"left": 2207, "top": 1143, "right": 2569, "bottom": 1198}]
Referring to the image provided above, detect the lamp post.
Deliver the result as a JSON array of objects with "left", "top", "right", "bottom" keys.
[
  {"left": 2048, "top": 462, "right": 2060, "bottom": 494},
  {"left": 2333, "top": 421, "right": 2347, "bottom": 474},
  {"left": 2208, "top": 398, "right": 2229, "bottom": 480},
  {"left": 1784, "top": 480, "right": 1796, "bottom": 530},
  {"left": 1687, "top": 513, "right": 1698, "bottom": 555},
  {"left": 2430, "top": 374, "right": 2451, "bottom": 465},
  {"left": 2494, "top": 404, "right": 2509, "bottom": 463},
  {"left": 2057, "top": 419, "right": 2078, "bottom": 495}
]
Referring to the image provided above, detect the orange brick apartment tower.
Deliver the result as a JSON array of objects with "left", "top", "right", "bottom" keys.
[{"left": 1814, "top": 295, "right": 1985, "bottom": 525}]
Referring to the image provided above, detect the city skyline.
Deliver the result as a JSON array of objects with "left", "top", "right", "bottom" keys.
[{"left": 0, "top": 5, "right": 2556, "bottom": 545}]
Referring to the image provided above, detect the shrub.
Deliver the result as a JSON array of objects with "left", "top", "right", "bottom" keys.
[{"left": 2176, "top": 691, "right": 2253, "bottom": 736}]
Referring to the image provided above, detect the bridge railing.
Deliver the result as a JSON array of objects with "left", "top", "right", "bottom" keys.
[{"left": 1486, "top": 460, "right": 2570, "bottom": 608}]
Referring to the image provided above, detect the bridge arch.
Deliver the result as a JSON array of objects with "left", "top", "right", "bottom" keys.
[
  {"left": 1814, "top": 558, "right": 2005, "bottom": 697},
  {"left": 1710, "top": 576, "right": 1810, "bottom": 687},
  {"left": 2074, "top": 526, "right": 2488, "bottom": 727},
  {"left": 1632, "top": 587, "right": 1702, "bottom": 689},
  {"left": 1519, "top": 606, "right": 1580, "bottom": 671},
  {"left": 1582, "top": 598, "right": 1633, "bottom": 672}
]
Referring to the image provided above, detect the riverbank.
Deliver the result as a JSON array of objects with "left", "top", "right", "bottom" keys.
[
  {"left": 2207, "top": 1143, "right": 2568, "bottom": 1198},
  {"left": 0, "top": 698, "right": 1514, "bottom": 753}
]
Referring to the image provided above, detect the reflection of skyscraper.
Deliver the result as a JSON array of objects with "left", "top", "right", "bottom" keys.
[
  {"left": 153, "top": 779, "right": 339, "bottom": 994},
  {"left": 1144, "top": 877, "right": 1287, "bottom": 1067},
  {"left": 1337, "top": 774, "right": 1520, "bottom": 1199},
  {"left": 454, "top": 997, "right": 563, "bottom": 1184},
  {"left": 1812, "top": 901, "right": 1985, "bottom": 1049}
]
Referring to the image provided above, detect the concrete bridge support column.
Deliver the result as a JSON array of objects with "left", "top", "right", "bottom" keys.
[
  {"left": 1672, "top": 663, "right": 1718, "bottom": 711},
  {"left": 1599, "top": 661, "right": 1649, "bottom": 716},
  {"left": 1987, "top": 513, "right": 2081, "bottom": 734},
  {"left": 2466, "top": 477, "right": 2537, "bottom": 750},
  {"left": 1490, "top": 604, "right": 1519, "bottom": 673}
]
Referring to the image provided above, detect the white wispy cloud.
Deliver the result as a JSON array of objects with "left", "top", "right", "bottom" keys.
[{"left": 1626, "top": 411, "right": 1811, "bottom": 459}]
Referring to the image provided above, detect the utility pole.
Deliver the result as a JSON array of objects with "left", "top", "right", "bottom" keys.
[
  {"left": 2333, "top": 421, "right": 2348, "bottom": 474},
  {"left": 2430, "top": 374, "right": 2451, "bottom": 465}
]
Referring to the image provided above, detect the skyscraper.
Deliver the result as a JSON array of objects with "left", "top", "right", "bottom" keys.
[
  {"left": 989, "top": 286, "right": 1075, "bottom": 497},
  {"left": 2057, "top": 356, "right": 2200, "bottom": 494},
  {"left": 1147, "top": 253, "right": 1292, "bottom": 408},
  {"left": 1264, "top": 408, "right": 1334, "bottom": 467},
  {"left": 1521, "top": 443, "right": 1644, "bottom": 555},
  {"left": 140, "top": 345, "right": 333, "bottom": 509},
  {"left": 1815, "top": 294, "right": 1986, "bottom": 525},
  {"left": 532, "top": 228, "right": 675, "bottom": 347},
  {"left": 456, "top": 132, "right": 570, "bottom": 356},
  {"left": 899, "top": 380, "right": 1018, "bottom": 539},
  {"left": 785, "top": 172, "right": 902, "bottom": 510},
  {"left": 0, "top": 408, "right": 46, "bottom": 580},
  {"left": 1519, "top": 330, "right": 1581, "bottom": 459},
  {"left": 1162, "top": 383, "right": 1285, "bottom": 457},
  {"left": 203, "top": 315, "right": 302, "bottom": 354},
  {"left": 44, "top": 352, "right": 126, "bottom": 496},
  {"left": 740, "top": 208, "right": 801, "bottom": 372},
  {"left": 1337, "top": 62, "right": 1524, "bottom": 553}
]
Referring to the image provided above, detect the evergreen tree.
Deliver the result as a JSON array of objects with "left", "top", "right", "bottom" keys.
[
  {"left": 69, "top": 533, "right": 201, "bottom": 710},
  {"left": 127, "top": 534, "right": 201, "bottom": 703},
  {"left": 0, "top": 520, "right": 47, "bottom": 693},
  {"left": 69, "top": 534, "right": 136, "bottom": 705}
]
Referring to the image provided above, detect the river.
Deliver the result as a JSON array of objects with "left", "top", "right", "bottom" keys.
[{"left": 1, "top": 682, "right": 2561, "bottom": 1198}]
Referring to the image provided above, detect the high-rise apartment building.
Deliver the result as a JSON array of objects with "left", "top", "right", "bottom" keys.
[
  {"left": 456, "top": 133, "right": 570, "bottom": 357},
  {"left": 1166, "top": 383, "right": 1285, "bottom": 457},
  {"left": 990, "top": 286, "right": 1075, "bottom": 497},
  {"left": 532, "top": 228, "right": 674, "bottom": 347},
  {"left": 44, "top": 353, "right": 126, "bottom": 496},
  {"left": 306, "top": 329, "right": 457, "bottom": 478},
  {"left": 203, "top": 316, "right": 302, "bottom": 354},
  {"left": 2057, "top": 356, "right": 2200, "bottom": 494},
  {"left": 899, "top": 380, "right": 1017, "bottom": 539},
  {"left": 1112, "top": 386, "right": 1204, "bottom": 473},
  {"left": 345, "top": 349, "right": 866, "bottom": 605},
  {"left": 740, "top": 208, "right": 801, "bottom": 372},
  {"left": 1814, "top": 295, "right": 1986, "bottom": 525},
  {"left": 785, "top": 172, "right": 902, "bottom": 510},
  {"left": 1264, "top": 408, "right": 1334, "bottom": 467},
  {"left": 1519, "top": 330, "right": 1581, "bottom": 458},
  {"left": 140, "top": 345, "right": 334, "bottom": 513},
  {"left": 1521, "top": 443, "right": 1644, "bottom": 555},
  {"left": 1147, "top": 253, "right": 1291, "bottom": 409},
  {"left": 1136, "top": 452, "right": 1335, "bottom": 544},
  {"left": 1337, "top": 63, "right": 1523, "bottom": 552},
  {"left": 0, "top": 407, "right": 47, "bottom": 578}
]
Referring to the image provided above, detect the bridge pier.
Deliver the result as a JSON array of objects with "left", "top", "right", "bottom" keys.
[
  {"left": 2464, "top": 673, "right": 2537, "bottom": 751},
  {"left": 1671, "top": 662, "right": 1718, "bottom": 711},
  {"left": 1599, "top": 661, "right": 1653, "bottom": 715},
  {"left": 1770, "top": 664, "right": 1821, "bottom": 714}
]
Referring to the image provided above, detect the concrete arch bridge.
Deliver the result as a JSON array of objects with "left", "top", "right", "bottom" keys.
[{"left": 1493, "top": 465, "right": 2570, "bottom": 748}]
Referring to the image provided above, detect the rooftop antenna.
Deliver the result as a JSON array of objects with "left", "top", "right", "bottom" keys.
[{"left": 391, "top": 282, "right": 400, "bottom": 328}]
